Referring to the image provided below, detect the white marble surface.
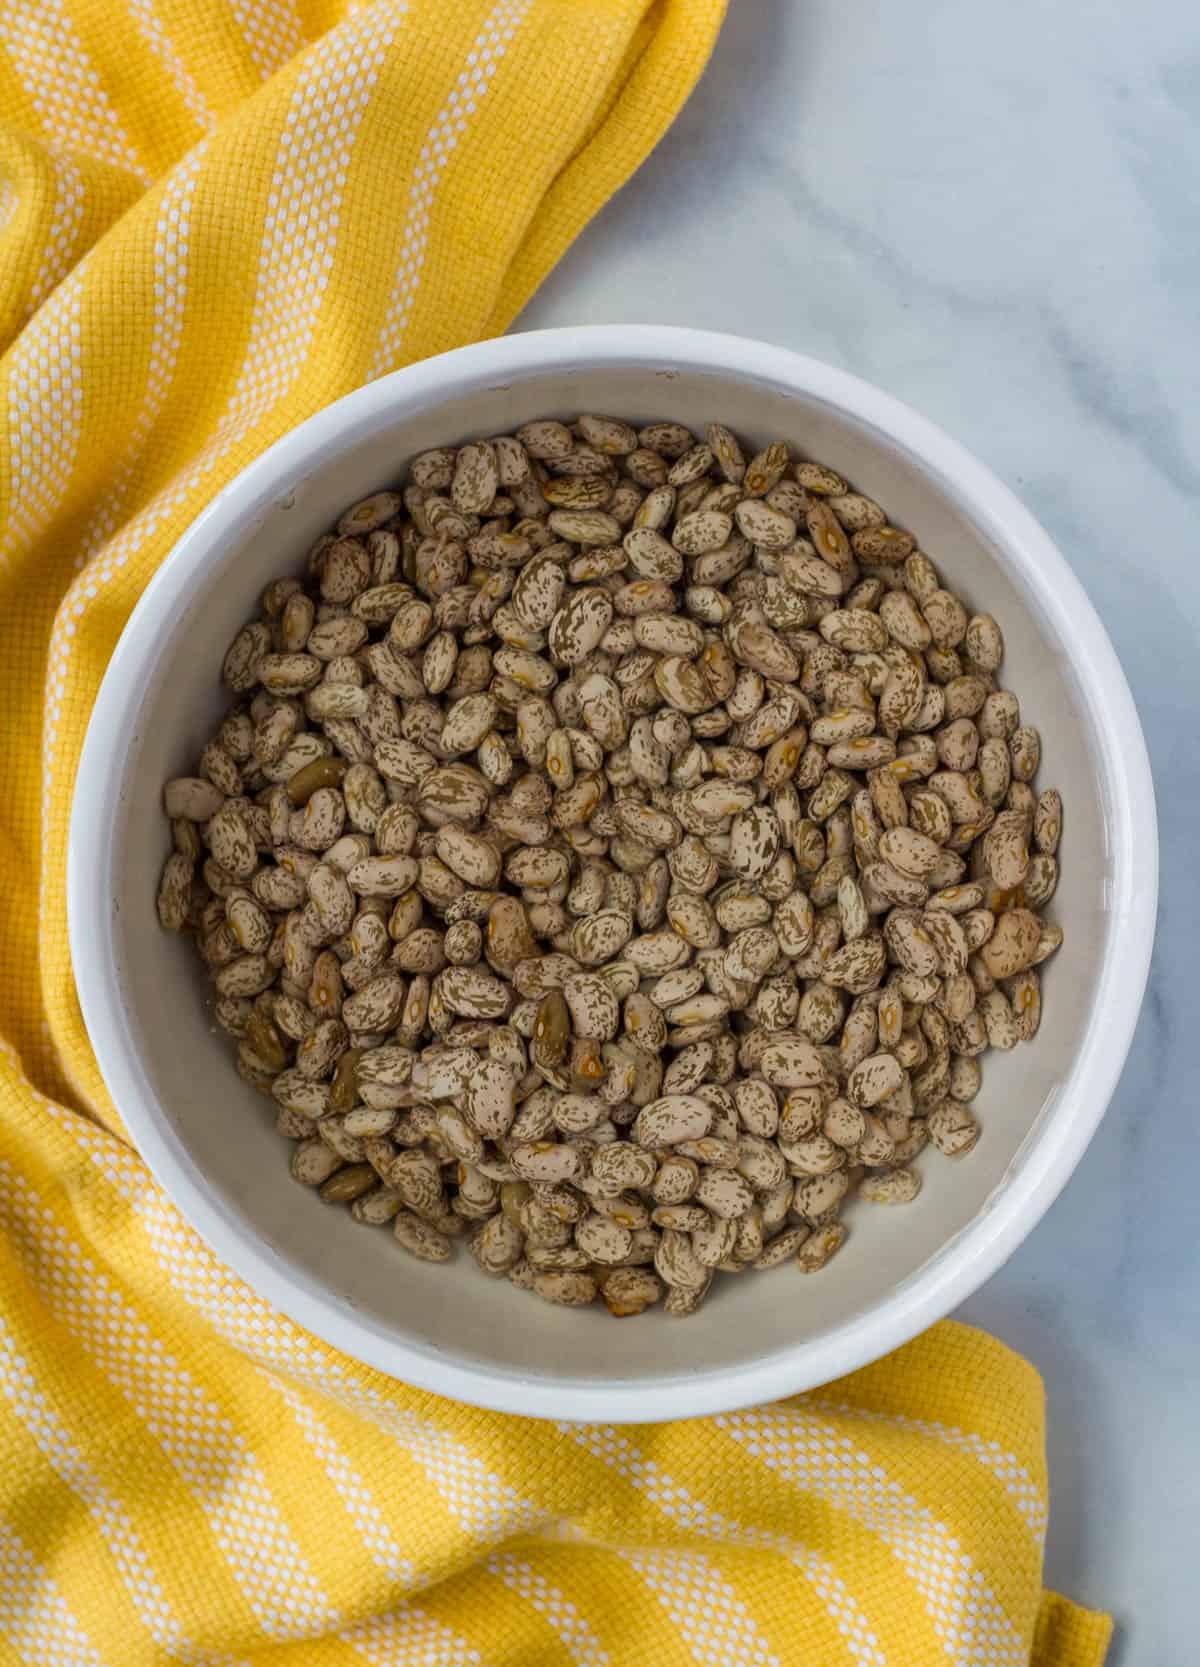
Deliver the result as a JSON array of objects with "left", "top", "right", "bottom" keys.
[{"left": 518, "top": 2, "right": 1196, "bottom": 1658}]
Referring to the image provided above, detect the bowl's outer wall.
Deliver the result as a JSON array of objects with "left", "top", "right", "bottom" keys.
[{"left": 71, "top": 329, "right": 1155, "bottom": 1419}]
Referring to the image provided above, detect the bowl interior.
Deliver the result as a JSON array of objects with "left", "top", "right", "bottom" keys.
[{"left": 103, "top": 354, "right": 1108, "bottom": 1401}]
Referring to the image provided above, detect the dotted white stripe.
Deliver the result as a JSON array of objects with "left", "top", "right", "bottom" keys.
[
  {"left": 561, "top": 1423, "right": 884, "bottom": 1667},
  {"left": 73, "top": 141, "right": 210, "bottom": 571},
  {"left": 619, "top": 1548, "right": 780, "bottom": 1667},
  {"left": 229, "top": 0, "right": 304, "bottom": 81},
  {"left": 30, "top": 1083, "right": 548, "bottom": 1562},
  {"left": 27, "top": 147, "right": 85, "bottom": 318},
  {"left": 38, "top": 141, "right": 208, "bottom": 1041},
  {"left": 0, "top": 1519, "right": 105, "bottom": 1667},
  {"left": 341, "top": 1607, "right": 483, "bottom": 1666},
  {"left": 269, "top": 1377, "right": 414, "bottom": 1586},
  {"left": 225, "top": 3, "right": 404, "bottom": 421},
  {"left": 127, "top": 0, "right": 215, "bottom": 132},
  {"left": 368, "top": 1411, "right": 549, "bottom": 1546},
  {"left": 809, "top": 1397, "right": 1047, "bottom": 1545},
  {"left": 0, "top": 173, "right": 17, "bottom": 235},
  {"left": 0, "top": 1320, "right": 248, "bottom": 1667},
  {"left": 0, "top": 0, "right": 147, "bottom": 181},
  {"left": 0, "top": 1161, "right": 338, "bottom": 1643},
  {"left": 486, "top": 1553, "right": 609, "bottom": 1667},
  {"left": 1, "top": 262, "right": 84, "bottom": 568},
  {"left": 366, "top": 0, "right": 532, "bottom": 379},
  {"left": 718, "top": 1408, "right": 1026, "bottom": 1666}
]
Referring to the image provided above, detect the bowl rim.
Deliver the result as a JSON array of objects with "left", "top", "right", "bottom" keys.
[{"left": 69, "top": 324, "right": 1158, "bottom": 1420}]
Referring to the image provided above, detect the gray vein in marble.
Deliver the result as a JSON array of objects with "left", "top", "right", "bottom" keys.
[{"left": 1045, "top": 318, "right": 1200, "bottom": 500}]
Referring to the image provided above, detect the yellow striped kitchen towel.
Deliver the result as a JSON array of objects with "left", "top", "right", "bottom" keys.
[{"left": 0, "top": 0, "right": 1112, "bottom": 1660}]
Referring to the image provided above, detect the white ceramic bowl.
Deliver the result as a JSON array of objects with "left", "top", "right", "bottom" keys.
[{"left": 70, "top": 326, "right": 1156, "bottom": 1421}]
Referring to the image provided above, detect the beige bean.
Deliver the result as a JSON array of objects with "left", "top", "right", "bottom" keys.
[
  {"left": 633, "top": 1095, "right": 713, "bottom": 1147},
  {"left": 847, "top": 1052, "right": 904, "bottom": 1108},
  {"left": 796, "top": 1222, "right": 847, "bottom": 1272}
]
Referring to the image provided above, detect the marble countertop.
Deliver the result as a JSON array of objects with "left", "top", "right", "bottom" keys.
[{"left": 519, "top": 2, "right": 1195, "bottom": 1658}]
